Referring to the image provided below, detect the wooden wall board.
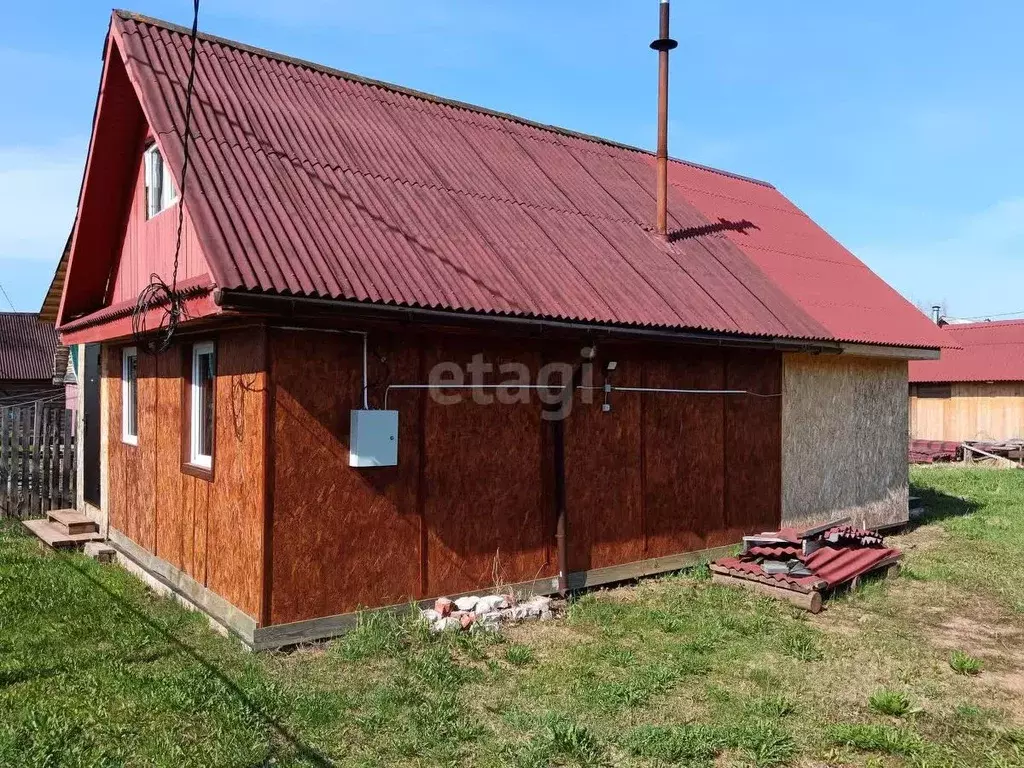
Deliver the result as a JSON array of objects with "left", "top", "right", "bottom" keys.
[
  {"left": 420, "top": 337, "right": 551, "bottom": 598},
  {"left": 723, "top": 350, "right": 783, "bottom": 544},
  {"left": 783, "top": 354, "right": 908, "bottom": 530},
  {"left": 265, "top": 328, "right": 787, "bottom": 626},
  {"left": 643, "top": 348, "right": 728, "bottom": 558},
  {"left": 563, "top": 346, "right": 644, "bottom": 572},
  {"left": 206, "top": 328, "right": 266, "bottom": 620},
  {"left": 267, "top": 329, "right": 421, "bottom": 625},
  {"left": 154, "top": 349, "right": 186, "bottom": 573},
  {"left": 104, "top": 331, "right": 266, "bottom": 622},
  {"left": 910, "top": 383, "right": 1024, "bottom": 442}
]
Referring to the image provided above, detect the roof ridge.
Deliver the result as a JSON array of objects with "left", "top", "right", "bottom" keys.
[
  {"left": 949, "top": 319, "right": 1024, "bottom": 329},
  {"left": 113, "top": 8, "right": 776, "bottom": 190}
]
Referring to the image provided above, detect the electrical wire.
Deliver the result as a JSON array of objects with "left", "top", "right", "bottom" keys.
[
  {"left": 0, "top": 387, "right": 70, "bottom": 404},
  {"left": 946, "top": 309, "right": 1024, "bottom": 322},
  {"left": 0, "top": 281, "right": 16, "bottom": 311},
  {"left": 132, "top": 0, "right": 201, "bottom": 355},
  {"left": 0, "top": 393, "right": 67, "bottom": 410}
]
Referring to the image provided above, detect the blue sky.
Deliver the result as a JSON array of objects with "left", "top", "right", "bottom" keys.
[{"left": 1, "top": 1, "right": 1022, "bottom": 319}]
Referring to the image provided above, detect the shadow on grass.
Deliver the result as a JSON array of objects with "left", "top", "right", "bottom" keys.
[
  {"left": 909, "top": 485, "right": 979, "bottom": 527},
  {"left": 48, "top": 553, "right": 333, "bottom": 768}
]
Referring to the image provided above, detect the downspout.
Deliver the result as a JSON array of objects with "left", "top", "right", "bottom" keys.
[{"left": 548, "top": 354, "right": 593, "bottom": 596}]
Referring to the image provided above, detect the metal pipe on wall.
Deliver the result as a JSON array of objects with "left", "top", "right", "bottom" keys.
[{"left": 651, "top": 0, "right": 678, "bottom": 238}]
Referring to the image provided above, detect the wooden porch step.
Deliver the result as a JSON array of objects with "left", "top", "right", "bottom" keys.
[
  {"left": 47, "top": 509, "right": 99, "bottom": 536},
  {"left": 23, "top": 519, "right": 105, "bottom": 550}
]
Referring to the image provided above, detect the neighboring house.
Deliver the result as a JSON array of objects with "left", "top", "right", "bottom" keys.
[
  {"left": 910, "top": 320, "right": 1024, "bottom": 442},
  {"left": 39, "top": 239, "right": 79, "bottom": 415},
  {"left": 53, "top": 11, "right": 949, "bottom": 648},
  {"left": 0, "top": 312, "right": 61, "bottom": 401}
]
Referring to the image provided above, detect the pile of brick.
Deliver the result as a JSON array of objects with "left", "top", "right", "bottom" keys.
[{"left": 421, "top": 593, "right": 555, "bottom": 632}]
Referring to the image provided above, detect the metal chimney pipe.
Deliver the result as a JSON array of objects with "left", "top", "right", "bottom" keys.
[
  {"left": 931, "top": 305, "right": 942, "bottom": 324},
  {"left": 651, "top": 0, "right": 678, "bottom": 239}
]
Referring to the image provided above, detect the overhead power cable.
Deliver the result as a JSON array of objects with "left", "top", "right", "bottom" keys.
[
  {"left": 0, "top": 281, "right": 16, "bottom": 311},
  {"left": 132, "top": 0, "right": 201, "bottom": 354}
]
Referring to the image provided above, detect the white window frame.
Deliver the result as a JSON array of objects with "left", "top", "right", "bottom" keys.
[
  {"left": 143, "top": 143, "right": 178, "bottom": 219},
  {"left": 122, "top": 347, "right": 138, "bottom": 446},
  {"left": 189, "top": 341, "right": 215, "bottom": 470}
]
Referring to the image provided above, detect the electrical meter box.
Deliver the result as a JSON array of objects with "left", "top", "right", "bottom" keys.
[{"left": 349, "top": 410, "right": 399, "bottom": 467}]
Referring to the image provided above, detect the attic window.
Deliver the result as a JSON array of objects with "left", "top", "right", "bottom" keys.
[{"left": 144, "top": 144, "right": 177, "bottom": 218}]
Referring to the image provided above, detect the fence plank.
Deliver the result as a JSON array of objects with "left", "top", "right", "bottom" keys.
[
  {"left": 31, "top": 402, "right": 42, "bottom": 517},
  {"left": 17, "top": 406, "right": 27, "bottom": 516},
  {"left": 0, "top": 407, "right": 10, "bottom": 514},
  {"left": 49, "top": 409, "right": 60, "bottom": 510},
  {"left": 0, "top": 404, "right": 76, "bottom": 519}
]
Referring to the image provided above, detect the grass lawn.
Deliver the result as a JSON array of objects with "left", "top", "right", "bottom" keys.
[{"left": 2, "top": 466, "right": 1024, "bottom": 767}]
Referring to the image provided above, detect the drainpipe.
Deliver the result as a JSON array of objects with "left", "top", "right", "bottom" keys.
[
  {"left": 651, "top": 0, "right": 678, "bottom": 239},
  {"left": 548, "top": 351, "right": 594, "bottom": 596}
]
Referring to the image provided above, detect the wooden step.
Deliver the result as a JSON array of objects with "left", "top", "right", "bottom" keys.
[
  {"left": 47, "top": 509, "right": 98, "bottom": 536},
  {"left": 23, "top": 519, "right": 105, "bottom": 550}
]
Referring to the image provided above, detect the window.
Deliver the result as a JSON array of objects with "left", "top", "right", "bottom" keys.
[
  {"left": 144, "top": 144, "right": 177, "bottom": 219},
  {"left": 189, "top": 342, "right": 215, "bottom": 469},
  {"left": 122, "top": 347, "right": 138, "bottom": 445}
]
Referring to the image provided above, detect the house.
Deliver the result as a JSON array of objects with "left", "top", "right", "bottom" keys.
[
  {"left": 52, "top": 11, "right": 949, "bottom": 648},
  {"left": 910, "top": 320, "right": 1024, "bottom": 442},
  {"left": 39, "top": 240, "right": 79, "bottom": 412},
  {"left": 0, "top": 312, "right": 61, "bottom": 401}
]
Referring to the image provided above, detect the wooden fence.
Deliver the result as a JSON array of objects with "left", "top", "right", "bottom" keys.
[{"left": 0, "top": 402, "right": 76, "bottom": 519}]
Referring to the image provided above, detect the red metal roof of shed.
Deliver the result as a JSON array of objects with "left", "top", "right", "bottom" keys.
[
  {"left": 99, "top": 11, "right": 948, "bottom": 349},
  {"left": 910, "top": 320, "right": 1024, "bottom": 383},
  {"left": 0, "top": 313, "right": 59, "bottom": 382}
]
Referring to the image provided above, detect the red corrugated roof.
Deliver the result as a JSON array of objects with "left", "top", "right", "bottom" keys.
[
  {"left": 714, "top": 545, "right": 900, "bottom": 592},
  {"left": 910, "top": 320, "right": 1024, "bottom": 382},
  {"left": 0, "top": 313, "right": 59, "bottom": 382},
  {"left": 108, "top": 11, "right": 949, "bottom": 349}
]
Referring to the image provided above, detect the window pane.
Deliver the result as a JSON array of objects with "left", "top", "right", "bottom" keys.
[
  {"left": 161, "top": 163, "right": 176, "bottom": 209},
  {"left": 199, "top": 352, "right": 214, "bottom": 457},
  {"left": 127, "top": 354, "right": 137, "bottom": 437}
]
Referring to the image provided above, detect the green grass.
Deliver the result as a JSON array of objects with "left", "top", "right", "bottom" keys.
[
  {"left": 949, "top": 649, "right": 985, "bottom": 676},
  {"left": 1, "top": 466, "right": 1023, "bottom": 766},
  {"left": 869, "top": 688, "right": 915, "bottom": 717}
]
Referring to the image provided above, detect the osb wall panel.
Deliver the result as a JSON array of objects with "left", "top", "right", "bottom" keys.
[
  {"left": 105, "top": 331, "right": 265, "bottom": 621},
  {"left": 268, "top": 329, "right": 784, "bottom": 625},
  {"left": 782, "top": 354, "right": 908, "bottom": 530},
  {"left": 421, "top": 338, "right": 550, "bottom": 598},
  {"left": 205, "top": 329, "right": 267, "bottom": 620},
  {"left": 724, "top": 351, "right": 783, "bottom": 544},
  {"left": 564, "top": 347, "right": 643, "bottom": 572},
  {"left": 268, "top": 329, "right": 421, "bottom": 625},
  {"left": 643, "top": 349, "right": 727, "bottom": 558},
  {"left": 910, "top": 383, "right": 1024, "bottom": 442}
]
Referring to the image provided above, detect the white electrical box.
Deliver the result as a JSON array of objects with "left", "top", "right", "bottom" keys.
[{"left": 349, "top": 410, "right": 399, "bottom": 467}]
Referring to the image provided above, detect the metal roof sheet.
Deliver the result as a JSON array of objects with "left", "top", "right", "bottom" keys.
[
  {"left": 910, "top": 320, "right": 1024, "bottom": 382},
  {"left": 714, "top": 545, "right": 900, "bottom": 592},
  {"left": 109, "top": 11, "right": 949, "bottom": 349},
  {"left": 0, "top": 313, "right": 59, "bottom": 382}
]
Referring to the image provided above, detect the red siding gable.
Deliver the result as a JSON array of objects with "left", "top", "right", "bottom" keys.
[{"left": 109, "top": 146, "right": 210, "bottom": 305}]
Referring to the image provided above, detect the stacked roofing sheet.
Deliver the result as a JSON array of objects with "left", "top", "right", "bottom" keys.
[
  {"left": 101, "top": 11, "right": 950, "bottom": 349},
  {"left": 910, "top": 320, "right": 1024, "bottom": 382},
  {"left": 711, "top": 522, "right": 902, "bottom": 601}
]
